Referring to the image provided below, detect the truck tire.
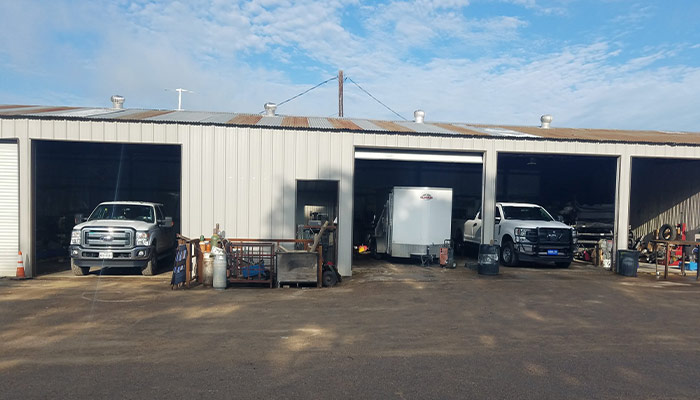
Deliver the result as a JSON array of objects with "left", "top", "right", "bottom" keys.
[
  {"left": 71, "top": 259, "right": 90, "bottom": 276},
  {"left": 500, "top": 240, "right": 518, "bottom": 267},
  {"left": 659, "top": 224, "right": 675, "bottom": 241},
  {"left": 322, "top": 269, "right": 338, "bottom": 287},
  {"left": 141, "top": 247, "right": 157, "bottom": 276}
]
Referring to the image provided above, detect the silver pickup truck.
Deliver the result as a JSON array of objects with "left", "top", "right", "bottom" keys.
[{"left": 69, "top": 201, "right": 176, "bottom": 276}]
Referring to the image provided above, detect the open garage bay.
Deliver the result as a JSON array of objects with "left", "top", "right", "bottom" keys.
[{"left": 32, "top": 140, "right": 181, "bottom": 275}]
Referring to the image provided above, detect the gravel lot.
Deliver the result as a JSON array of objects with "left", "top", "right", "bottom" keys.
[{"left": 1, "top": 258, "right": 700, "bottom": 399}]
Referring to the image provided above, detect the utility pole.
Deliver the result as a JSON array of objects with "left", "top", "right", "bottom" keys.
[{"left": 338, "top": 70, "right": 344, "bottom": 117}]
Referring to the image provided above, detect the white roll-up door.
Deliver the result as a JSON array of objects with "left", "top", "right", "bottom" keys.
[
  {"left": 355, "top": 148, "right": 483, "bottom": 164},
  {"left": 0, "top": 142, "right": 19, "bottom": 277}
]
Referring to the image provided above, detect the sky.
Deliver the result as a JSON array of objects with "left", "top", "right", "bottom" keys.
[{"left": 0, "top": 0, "right": 698, "bottom": 131}]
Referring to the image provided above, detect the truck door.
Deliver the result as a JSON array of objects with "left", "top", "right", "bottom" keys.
[
  {"left": 464, "top": 210, "right": 482, "bottom": 243},
  {"left": 155, "top": 206, "right": 173, "bottom": 252}
]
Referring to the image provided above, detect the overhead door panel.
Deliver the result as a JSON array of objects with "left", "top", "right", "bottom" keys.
[
  {"left": 355, "top": 148, "right": 483, "bottom": 164},
  {"left": 0, "top": 142, "right": 19, "bottom": 276}
]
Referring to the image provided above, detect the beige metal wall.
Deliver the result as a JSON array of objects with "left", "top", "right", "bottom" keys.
[
  {"left": 3, "top": 117, "right": 700, "bottom": 277},
  {"left": 180, "top": 125, "right": 354, "bottom": 275}
]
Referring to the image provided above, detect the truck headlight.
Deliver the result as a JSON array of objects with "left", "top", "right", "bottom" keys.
[
  {"left": 572, "top": 229, "right": 578, "bottom": 245},
  {"left": 514, "top": 228, "right": 537, "bottom": 243},
  {"left": 70, "top": 230, "right": 81, "bottom": 245},
  {"left": 136, "top": 232, "right": 150, "bottom": 246}
]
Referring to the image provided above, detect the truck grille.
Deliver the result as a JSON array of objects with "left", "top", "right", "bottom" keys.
[
  {"left": 83, "top": 228, "right": 133, "bottom": 249},
  {"left": 538, "top": 228, "right": 571, "bottom": 245}
]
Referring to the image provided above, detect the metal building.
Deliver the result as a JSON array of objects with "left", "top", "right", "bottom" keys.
[{"left": 1, "top": 102, "right": 699, "bottom": 278}]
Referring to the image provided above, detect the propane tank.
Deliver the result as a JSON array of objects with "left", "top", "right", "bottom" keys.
[
  {"left": 213, "top": 250, "right": 227, "bottom": 290},
  {"left": 202, "top": 254, "right": 214, "bottom": 286}
]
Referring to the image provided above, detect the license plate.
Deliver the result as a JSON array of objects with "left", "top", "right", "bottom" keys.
[
  {"left": 547, "top": 250, "right": 559, "bottom": 256},
  {"left": 99, "top": 251, "right": 113, "bottom": 259}
]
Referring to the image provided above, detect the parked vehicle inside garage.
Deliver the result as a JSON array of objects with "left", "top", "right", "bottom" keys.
[
  {"left": 69, "top": 201, "right": 176, "bottom": 276},
  {"left": 372, "top": 187, "right": 452, "bottom": 260},
  {"left": 463, "top": 202, "right": 577, "bottom": 268}
]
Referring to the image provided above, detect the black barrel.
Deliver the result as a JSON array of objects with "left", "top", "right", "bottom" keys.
[
  {"left": 478, "top": 244, "right": 500, "bottom": 275},
  {"left": 616, "top": 250, "right": 639, "bottom": 277}
]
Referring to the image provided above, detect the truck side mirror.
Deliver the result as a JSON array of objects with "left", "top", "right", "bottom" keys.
[
  {"left": 161, "top": 216, "right": 174, "bottom": 227},
  {"left": 495, "top": 216, "right": 501, "bottom": 224}
]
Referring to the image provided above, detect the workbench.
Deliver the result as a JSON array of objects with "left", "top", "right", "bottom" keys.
[{"left": 650, "top": 240, "right": 700, "bottom": 280}]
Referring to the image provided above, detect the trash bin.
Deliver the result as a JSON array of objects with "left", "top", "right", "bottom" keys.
[
  {"left": 616, "top": 250, "right": 639, "bottom": 277},
  {"left": 478, "top": 244, "right": 500, "bottom": 275}
]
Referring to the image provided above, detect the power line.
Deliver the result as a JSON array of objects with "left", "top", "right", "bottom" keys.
[
  {"left": 346, "top": 77, "right": 407, "bottom": 121},
  {"left": 262, "top": 76, "right": 338, "bottom": 113}
]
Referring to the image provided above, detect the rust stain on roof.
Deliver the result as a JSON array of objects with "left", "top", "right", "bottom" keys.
[
  {"left": 226, "top": 114, "right": 263, "bottom": 125},
  {"left": 0, "top": 105, "right": 32, "bottom": 110},
  {"left": 113, "top": 110, "right": 175, "bottom": 120},
  {"left": 0, "top": 106, "right": 80, "bottom": 116},
  {"left": 328, "top": 118, "right": 363, "bottom": 131},
  {"left": 281, "top": 116, "right": 309, "bottom": 128},
  {"left": 370, "top": 120, "right": 413, "bottom": 132},
  {"left": 434, "top": 123, "right": 489, "bottom": 136},
  {"left": 499, "top": 126, "right": 700, "bottom": 145}
]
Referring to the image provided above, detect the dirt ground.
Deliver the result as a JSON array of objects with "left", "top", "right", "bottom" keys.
[{"left": 2, "top": 258, "right": 700, "bottom": 399}]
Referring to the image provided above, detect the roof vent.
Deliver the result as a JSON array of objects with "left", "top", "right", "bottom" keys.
[
  {"left": 110, "top": 95, "right": 124, "bottom": 109},
  {"left": 414, "top": 110, "right": 425, "bottom": 124},
  {"left": 264, "top": 102, "right": 277, "bottom": 117},
  {"left": 540, "top": 114, "right": 552, "bottom": 129}
]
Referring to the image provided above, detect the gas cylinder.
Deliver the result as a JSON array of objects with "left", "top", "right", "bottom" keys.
[{"left": 213, "top": 252, "right": 227, "bottom": 290}]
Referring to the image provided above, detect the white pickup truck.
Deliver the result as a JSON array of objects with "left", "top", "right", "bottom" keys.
[
  {"left": 69, "top": 201, "right": 176, "bottom": 276},
  {"left": 463, "top": 202, "right": 576, "bottom": 268}
]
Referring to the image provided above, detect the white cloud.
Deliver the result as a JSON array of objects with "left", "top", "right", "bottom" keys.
[{"left": 0, "top": 0, "right": 698, "bottom": 132}]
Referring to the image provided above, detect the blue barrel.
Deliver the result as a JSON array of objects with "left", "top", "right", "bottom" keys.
[
  {"left": 478, "top": 244, "right": 500, "bottom": 275},
  {"left": 616, "top": 250, "right": 639, "bottom": 277}
]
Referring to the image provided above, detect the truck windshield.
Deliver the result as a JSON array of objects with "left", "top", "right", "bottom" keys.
[
  {"left": 88, "top": 204, "right": 155, "bottom": 223},
  {"left": 501, "top": 206, "right": 553, "bottom": 221}
]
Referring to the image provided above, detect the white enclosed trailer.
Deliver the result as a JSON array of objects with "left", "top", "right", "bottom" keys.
[{"left": 373, "top": 187, "right": 453, "bottom": 258}]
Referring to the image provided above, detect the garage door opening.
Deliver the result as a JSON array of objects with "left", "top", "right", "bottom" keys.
[
  {"left": 497, "top": 154, "right": 617, "bottom": 260},
  {"left": 353, "top": 149, "right": 483, "bottom": 262},
  {"left": 296, "top": 180, "right": 339, "bottom": 265},
  {"left": 32, "top": 140, "right": 181, "bottom": 275},
  {"left": 630, "top": 157, "right": 700, "bottom": 253}
]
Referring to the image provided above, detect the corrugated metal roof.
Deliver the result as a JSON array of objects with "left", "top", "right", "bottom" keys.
[
  {"left": 0, "top": 106, "right": 80, "bottom": 116},
  {"left": 85, "top": 108, "right": 152, "bottom": 119},
  {"left": 200, "top": 112, "right": 239, "bottom": 124},
  {"left": 256, "top": 115, "right": 284, "bottom": 127},
  {"left": 349, "top": 119, "right": 384, "bottom": 131},
  {"left": 307, "top": 117, "right": 335, "bottom": 129},
  {"left": 395, "top": 121, "right": 458, "bottom": 135},
  {"left": 226, "top": 114, "right": 262, "bottom": 125},
  {"left": 282, "top": 116, "right": 309, "bottom": 128},
  {"left": 2, "top": 103, "right": 699, "bottom": 146}
]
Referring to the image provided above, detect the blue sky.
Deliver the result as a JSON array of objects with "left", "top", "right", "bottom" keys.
[{"left": 0, "top": 0, "right": 698, "bottom": 130}]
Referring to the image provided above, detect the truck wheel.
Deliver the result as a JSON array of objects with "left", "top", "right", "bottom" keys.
[
  {"left": 555, "top": 261, "right": 571, "bottom": 268},
  {"left": 659, "top": 224, "right": 675, "bottom": 241},
  {"left": 141, "top": 249, "right": 157, "bottom": 276},
  {"left": 71, "top": 259, "right": 90, "bottom": 276},
  {"left": 322, "top": 269, "right": 338, "bottom": 287},
  {"left": 500, "top": 240, "right": 518, "bottom": 267}
]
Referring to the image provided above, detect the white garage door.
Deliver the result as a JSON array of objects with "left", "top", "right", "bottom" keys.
[
  {"left": 355, "top": 148, "right": 483, "bottom": 164},
  {"left": 0, "top": 142, "right": 19, "bottom": 277}
]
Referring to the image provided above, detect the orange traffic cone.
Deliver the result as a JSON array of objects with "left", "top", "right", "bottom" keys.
[{"left": 16, "top": 251, "right": 25, "bottom": 278}]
